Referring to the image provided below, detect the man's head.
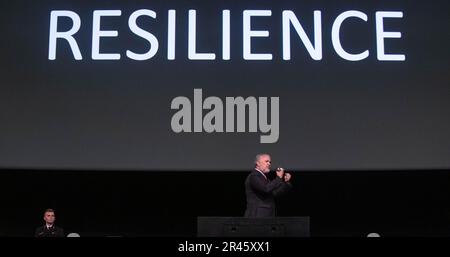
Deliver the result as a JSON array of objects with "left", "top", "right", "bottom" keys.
[
  {"left": 43, "top": 209, "right": 56, "bottom": 225},
  {"left": 255, "top": 154, "right": 271, "bottom": 173}
]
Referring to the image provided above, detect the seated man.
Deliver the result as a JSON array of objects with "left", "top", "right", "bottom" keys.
[
  {"left": 35, "top": 208, "right": 65, "bottom": 237},
  {"left": 244, "top": 153, "right": 292, "bottom": 217}
]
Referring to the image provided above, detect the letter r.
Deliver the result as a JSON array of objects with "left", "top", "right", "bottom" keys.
[{"left": 48, "top": 10, "right": 82, "bottom": 60}]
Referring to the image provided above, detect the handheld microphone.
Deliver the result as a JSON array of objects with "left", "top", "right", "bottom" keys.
[{"left": 276, "top": 167, "right": 285, "bottom": 178}]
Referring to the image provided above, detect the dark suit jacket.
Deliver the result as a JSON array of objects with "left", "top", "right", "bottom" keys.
[
  {"left": 244, "top": 169, "right": 292, "bottom": 217},
  {"left": 35, "top": 225, "right": 65, "bottom": 237}
]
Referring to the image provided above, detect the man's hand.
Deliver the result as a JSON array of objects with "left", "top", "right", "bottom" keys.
[
  {"left": 284, "top": 173, "right": 292, "bottom": 182},
  {"left": 276, "top": 168, "right": 285, "bottom": 178}
]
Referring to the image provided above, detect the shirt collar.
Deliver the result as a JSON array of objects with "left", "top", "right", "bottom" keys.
[{"left": 255, "top": 168, "right": 267, "bottom": 179}]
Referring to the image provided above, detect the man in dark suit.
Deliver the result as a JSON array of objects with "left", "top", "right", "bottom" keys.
[
  {"left": 35, "top": 209, "right": 65, "bottom": 237},
  {"left": 244, "top": 154, "right": 292, "bottom": 217}
]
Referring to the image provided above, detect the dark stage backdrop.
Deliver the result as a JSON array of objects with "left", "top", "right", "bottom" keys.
[
  {"left": 1, "top": 0, "right": 449, "bottom": 171},
  {"left": 0, "top": 169, "right": 449, "bottom": 237}
]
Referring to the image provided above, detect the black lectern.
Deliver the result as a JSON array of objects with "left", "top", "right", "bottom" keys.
[{"left": 197, "top": 217, "right": 310, "bottom": 237}]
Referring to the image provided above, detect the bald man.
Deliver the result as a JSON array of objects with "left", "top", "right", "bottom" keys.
[{"left": 244, "top": 154, "right": 292, "bottom": 217}]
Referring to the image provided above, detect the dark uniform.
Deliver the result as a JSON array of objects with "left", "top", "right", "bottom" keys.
[{"left": 35, "top": 225, "right": 65, "bottom": 237}]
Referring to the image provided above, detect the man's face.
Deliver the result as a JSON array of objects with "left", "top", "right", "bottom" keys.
[
  {"left": 44, "top": 212, "right": 55, "bottom": 225},
  {"left": 256, "top": 155, "right": 271, "bottom": 173}
]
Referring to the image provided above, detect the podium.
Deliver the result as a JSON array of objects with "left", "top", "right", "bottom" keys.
[{"left": 197, "top": 217, "right": 310, "bottom": 237}]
